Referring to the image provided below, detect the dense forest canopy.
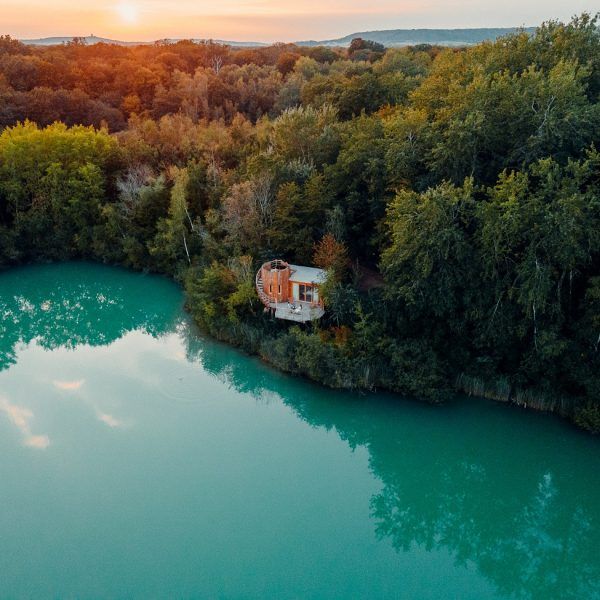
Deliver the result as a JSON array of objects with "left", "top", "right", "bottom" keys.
[{"left": 0, "top": 14, "right": 599, "bottom": 431}]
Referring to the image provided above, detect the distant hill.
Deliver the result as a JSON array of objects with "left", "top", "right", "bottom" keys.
[
  {"left": 21, "top": 35, "right": 141, "bottom": 46},
  {"left": 20, "top": 35, "right": 267, "bottom": 47},
  {"left": 297, "top": 27, "right": 536, "bottom": 47},
  {"left": 20, "top": 28, "right": 535, "bottom": 49}
]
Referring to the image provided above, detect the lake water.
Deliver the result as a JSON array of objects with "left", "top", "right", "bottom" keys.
[{"left": 0, "top": 262, "right": 599, "bottom": 599}]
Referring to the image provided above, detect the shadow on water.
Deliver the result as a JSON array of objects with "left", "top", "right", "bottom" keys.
[{"left": 1, "top": 262, "right": 599, "bottom": 600}]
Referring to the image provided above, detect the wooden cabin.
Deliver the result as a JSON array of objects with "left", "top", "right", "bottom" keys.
[{"left": 256, "top": 259, "right": 326, "bottom": 322}]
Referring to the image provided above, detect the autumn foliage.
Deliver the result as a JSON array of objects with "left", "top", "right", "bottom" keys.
[{"left": 313, "top": 233, "right": 349, "bottom": 276}]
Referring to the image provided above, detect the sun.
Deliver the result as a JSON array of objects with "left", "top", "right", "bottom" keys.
[{"left": 115, "top": 2, "right": 139, "bottom": 25}]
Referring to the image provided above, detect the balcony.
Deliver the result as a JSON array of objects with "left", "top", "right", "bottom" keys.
[{"left": 273, "top": 301, "right": 325, "bottom": 323}]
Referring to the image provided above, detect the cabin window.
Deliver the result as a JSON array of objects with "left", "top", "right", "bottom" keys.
[{"left": 299, "top": 284, "right": 313, "bottom": 302}]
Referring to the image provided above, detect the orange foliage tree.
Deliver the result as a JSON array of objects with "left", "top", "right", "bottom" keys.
[{"left": 313, "top": 233, "right": 349, "bottom": 277}]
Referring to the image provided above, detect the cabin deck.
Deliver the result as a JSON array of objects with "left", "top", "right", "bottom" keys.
[{"left": 269, "top": 301, "right": 325, "bottom": 323}]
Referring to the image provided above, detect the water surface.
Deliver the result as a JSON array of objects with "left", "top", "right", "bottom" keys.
[{"left": 0, "top": 263, "right": 599, "bottom": 599}]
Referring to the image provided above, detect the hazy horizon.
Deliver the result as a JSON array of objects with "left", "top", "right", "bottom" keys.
[{"left": 3, "top": 0, "right": 598, "bottom": 43}]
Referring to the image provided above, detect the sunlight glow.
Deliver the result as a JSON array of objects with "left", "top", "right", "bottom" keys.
[{"left": 115, "top": 2, "right": 139, "bottom": 25}]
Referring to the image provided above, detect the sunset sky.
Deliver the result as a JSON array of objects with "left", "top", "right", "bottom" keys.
[{"left": 4, "top": 0, "right": 599, "bottom": 42}]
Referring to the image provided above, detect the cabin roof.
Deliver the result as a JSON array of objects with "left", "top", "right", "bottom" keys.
[{"left": 288, "top": 264, "right": 326, "bottom": 285}]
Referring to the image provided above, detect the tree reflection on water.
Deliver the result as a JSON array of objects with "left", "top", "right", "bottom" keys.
[{"left": 0, "top": 262, "right": 183, "bottom": 371}]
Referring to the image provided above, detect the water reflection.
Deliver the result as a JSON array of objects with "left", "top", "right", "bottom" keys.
[
  {"left": 185, "top": 330, "right": 600, "bottom": 600},
  {"left": 51, "top": 375, "right": 125, "bottom": 428},
  {"left": 97, "top": 412, "right": 123, "bottom": 428},
  {"left": 1, "top": 262, "right": 599, "bottom": 599},
  {"left": 0, "top": 396, "right": 50, "bottom": 449},
  {"left": 0, "top": 262, "right": 183, "bottom": 372},
  {"left": 53, "top": 379, "right": 85, "bottom": 391}
]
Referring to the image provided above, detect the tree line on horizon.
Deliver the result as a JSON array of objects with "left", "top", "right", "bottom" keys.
[{"left": 0, "top": 14, "right": 599, "bottom": 431}]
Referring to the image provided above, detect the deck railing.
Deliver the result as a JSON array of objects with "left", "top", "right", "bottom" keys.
[
  {"left": 267, "top": 259, "right": 288, "bottom": 271},
  {"left": 273, "top": 300, "right": 325, "bottom": 322}
]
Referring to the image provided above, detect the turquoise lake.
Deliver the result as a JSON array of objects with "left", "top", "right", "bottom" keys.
[{"left": 0, "top": 262, "right": 599, "bottom": 599}]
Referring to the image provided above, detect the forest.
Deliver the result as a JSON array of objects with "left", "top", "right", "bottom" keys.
[{"left": 0, "top": 14, "right": 599, "bottom": 431}]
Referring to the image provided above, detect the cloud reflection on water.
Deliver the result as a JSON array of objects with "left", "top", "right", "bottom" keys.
[
  {"left": 52, "top": 375, "right": 126, "bottom": 429},
  {"left": 0, "top": 396, "right": 50, "bottom": 449},
  {"left": 53, "top": 379, "right": 85, "bottom": 391},
  {"left": 97, "top": 412, "right": 123, "bottom": 428}
]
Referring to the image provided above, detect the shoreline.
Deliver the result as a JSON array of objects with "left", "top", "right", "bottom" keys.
[{"left": 1, "top": 259, "right": 596, "bottom": 436}]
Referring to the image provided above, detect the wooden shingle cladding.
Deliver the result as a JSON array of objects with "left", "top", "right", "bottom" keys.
[{"left": 261, "top": 260, "right": 291, "bottom": 303}]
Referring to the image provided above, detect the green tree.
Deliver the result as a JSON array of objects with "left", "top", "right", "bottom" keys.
[{"left": 150, "top": 167, "right": 198, "bottom": 273}]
